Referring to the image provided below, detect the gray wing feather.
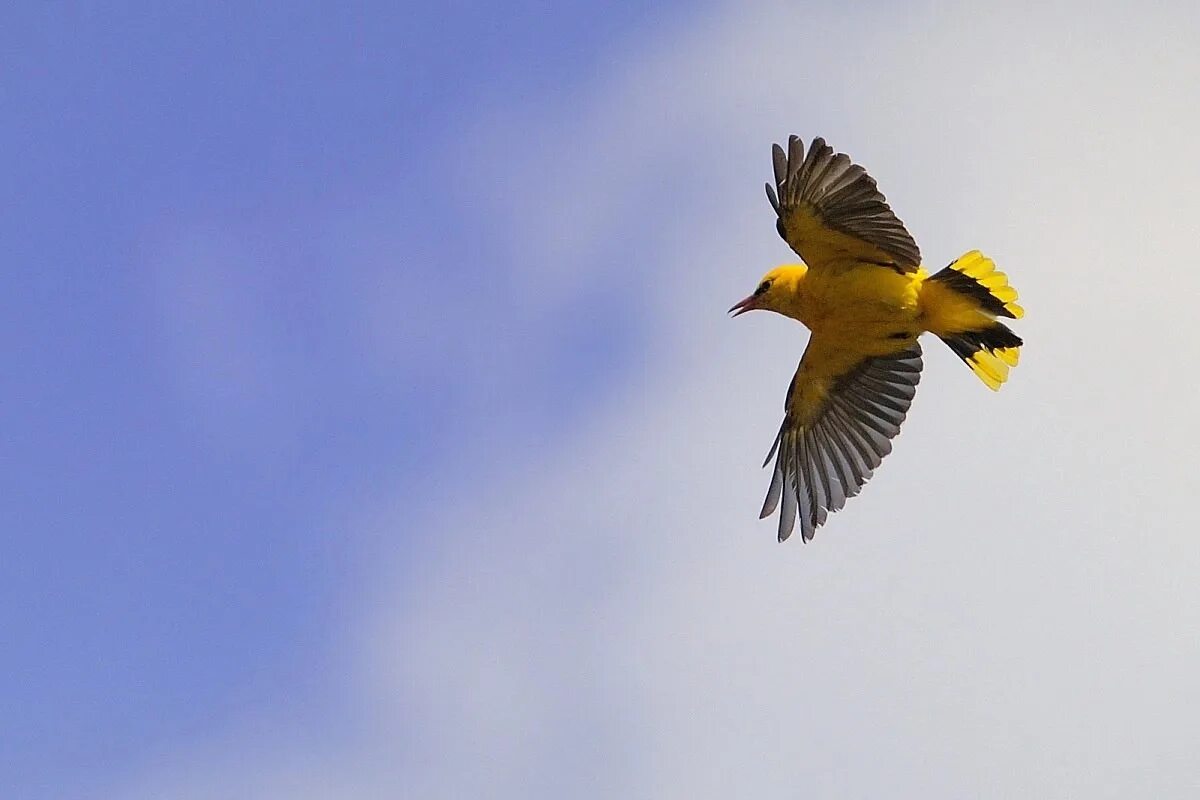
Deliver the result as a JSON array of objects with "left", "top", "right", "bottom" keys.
[
  {"left": 769, "top": 135, "right": 922, "bottom": 272},
  {"left": 763, "top": 343, "right": 923, "bottom": 542}
]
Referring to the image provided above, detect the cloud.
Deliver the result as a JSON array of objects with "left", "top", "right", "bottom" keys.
[{"left": 120, "top": 1, "right": 1200, "bottom": 798}]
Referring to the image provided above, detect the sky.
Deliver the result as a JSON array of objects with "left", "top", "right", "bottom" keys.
[{"left": 4, "top": 1, "right": 1200, "bottom": 798}]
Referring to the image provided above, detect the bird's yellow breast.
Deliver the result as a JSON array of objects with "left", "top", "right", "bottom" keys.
[{"left": 783, "top": 265, "right": 925, "bottom": 339}]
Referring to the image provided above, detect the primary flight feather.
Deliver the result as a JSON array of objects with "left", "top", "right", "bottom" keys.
[{"left": 730, "top": 136, "right": 1024, "bottom": 543}]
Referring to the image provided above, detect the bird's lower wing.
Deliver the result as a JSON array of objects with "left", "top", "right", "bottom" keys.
[{"left": 760, "top": 338, "right": 923, "bottom": 542}]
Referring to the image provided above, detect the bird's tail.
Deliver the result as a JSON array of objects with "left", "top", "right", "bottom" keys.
[{"left": 922, "top": 250, "right": 1024, "bottom": 391}]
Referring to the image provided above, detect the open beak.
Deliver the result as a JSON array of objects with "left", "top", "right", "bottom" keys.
[{"left": 728, "top": 294, "right": 757, "bottom": 317}]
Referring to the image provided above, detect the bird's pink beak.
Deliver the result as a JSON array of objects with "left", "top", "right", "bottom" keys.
[{"left": 728, "top": 294, "right": 758, "bottom": 317}]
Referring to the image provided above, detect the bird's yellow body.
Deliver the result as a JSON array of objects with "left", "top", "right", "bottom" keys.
[
  {"left": 763, "top": 251, "right": 1023, "bottom": 408},
  {"left": 767, "top": 263, "right": 918, "bottom": 341},
  {"left": 731, "top": 136, "right": 1024, "bottom": 542}
]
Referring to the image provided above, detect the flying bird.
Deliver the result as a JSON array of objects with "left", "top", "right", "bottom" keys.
[{"left": 730, "top": 135, "right": 1024, "bottom": 542}]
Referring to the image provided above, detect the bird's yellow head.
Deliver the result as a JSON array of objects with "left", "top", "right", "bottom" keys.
[{"left": 728, "top": 264, "right": 808, "bottom": 318}]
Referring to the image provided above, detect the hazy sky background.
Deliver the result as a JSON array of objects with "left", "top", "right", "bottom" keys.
[{"left": 5, "top": 2, "right": 1200, "bottom": 798}]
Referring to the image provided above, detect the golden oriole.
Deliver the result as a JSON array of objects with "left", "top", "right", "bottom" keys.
[{"left": 729, "top": 136, "right": 1024, "bottom": 542}]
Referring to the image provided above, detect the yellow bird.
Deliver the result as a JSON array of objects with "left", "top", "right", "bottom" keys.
[{"left": 729, "top": 136, "right": 1024, "bottom": 542}]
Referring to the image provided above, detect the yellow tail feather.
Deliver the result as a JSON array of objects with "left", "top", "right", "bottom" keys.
[
  {"left": 966, "top": 347, "right": 1018, "bottom": 391},
  {"left": 947, "top": 250, "right": 1024, "bottom": 319},
  {"left": 925, "top": 250, "right": 1025, "bottom": 390}
]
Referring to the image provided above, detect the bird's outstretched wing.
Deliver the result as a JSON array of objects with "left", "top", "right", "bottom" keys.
[
  {"left": 760, "top": 337, "right": 923, "bottom": 542},
  {"left": 766, "top": 136, "right": 921, "bottom": 274}
]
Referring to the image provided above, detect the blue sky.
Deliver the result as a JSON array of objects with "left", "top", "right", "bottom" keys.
[
  {"left": 2, "top": 3, "right": 682, "bottom": 796},
  {"left": 7, "top": 2, "right": 1200, "bottom": 798}
]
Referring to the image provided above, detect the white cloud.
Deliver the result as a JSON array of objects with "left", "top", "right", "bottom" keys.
[{"left": 121, "top": 1, "right": 1200, "bottom": 798}]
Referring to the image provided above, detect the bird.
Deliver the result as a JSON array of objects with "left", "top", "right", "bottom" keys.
[{"left": 729, "top": 135, "right": 1024, "bottom": 543}]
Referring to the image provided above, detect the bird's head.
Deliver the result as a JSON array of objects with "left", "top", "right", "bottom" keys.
[{"left": 728, "top": 264, "right": 807, "bottom": 318}]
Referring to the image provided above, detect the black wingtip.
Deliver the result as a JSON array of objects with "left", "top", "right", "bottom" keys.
[
  {"left": 787, "top": 136, "right": 804, "bottom": 179},
  {"left": 771, "top": 143, "right": 788, "bottom": 188},
  {"left": 765, "top": 182, "right": 780, "bottom": 213}
]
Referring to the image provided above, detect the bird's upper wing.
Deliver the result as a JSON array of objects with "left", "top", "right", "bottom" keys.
[
  {"left": 765, "top": 136, "right": 921, "bottom": 274},
  {"left": 760, "top": 336, "right": 923, "bottom": 542}
]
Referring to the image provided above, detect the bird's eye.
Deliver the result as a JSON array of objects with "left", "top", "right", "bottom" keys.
[{"left": 754, "top": 280, "right": 772, "bottom": 296}]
